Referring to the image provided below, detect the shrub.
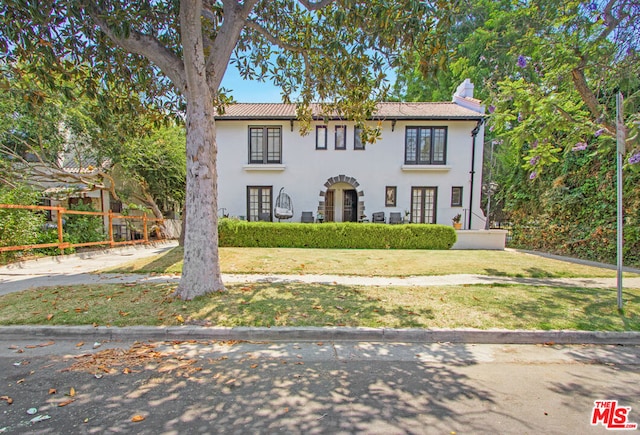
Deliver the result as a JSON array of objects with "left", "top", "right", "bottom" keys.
[
  {"left": 0, "top": 185, "right": 45, "bottom": 263},
  {"left": 64, "top": 203, "right": 105, "bottom": 244},
  {"left": 218, "top": 219, "right": 456, "bottom": 249}
]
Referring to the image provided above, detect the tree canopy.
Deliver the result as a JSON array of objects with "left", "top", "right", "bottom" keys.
[
  {"left": 393, "top": 0, "right": 640, "bottom": 266},
  {"left": 0, "top": 0, "right": 454, "bottom": 299}
]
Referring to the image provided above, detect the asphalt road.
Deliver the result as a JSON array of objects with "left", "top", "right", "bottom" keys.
[
  {"left": 1, "top": 338, "right": 639, "bottom": 434},
  {"left": 2, "top": 243, "right": 640, "bottom": 433}
]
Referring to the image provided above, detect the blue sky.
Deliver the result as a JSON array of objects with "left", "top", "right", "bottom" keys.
[
  {"left": 220, "top": 66, "right": 285, "bottom": 103},
  {"left": 221, "top": 64, "right": 398, "bottom": 103}
]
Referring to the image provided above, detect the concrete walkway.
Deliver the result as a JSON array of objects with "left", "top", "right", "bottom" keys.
[{"left": 1, "top": 241, "right": 640, "bottom": 295}]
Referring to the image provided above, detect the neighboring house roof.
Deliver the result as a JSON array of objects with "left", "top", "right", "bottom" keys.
[
  {"left": 60, "top": 153, "right": 110, "bottom": 175},
  {"left": 215, "top": 101, "right": 484, "bottom": 121}
]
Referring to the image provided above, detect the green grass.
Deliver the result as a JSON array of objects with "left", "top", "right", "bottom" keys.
[
  {"left": 104, "top": 247, "right": 635, "bottom": 278},
  {"left": 0, "top": 281, "right": 638, "bottom": 331}
]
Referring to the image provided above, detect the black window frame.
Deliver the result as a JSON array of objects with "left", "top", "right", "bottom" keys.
[
  {"left": 404, "top": 126, "right": 447, "bottom": 165},
  {"left": 335, "top": 125, "right": 347, "bottom": 150},
  {"left": 248, "top": 126, "right": 282, "bottom": 164},
  {"left": 353, "top": 126, "right": 365, "bottom": 150},
  {"left": 316, "top": 125, "right": 327, "bottom": 150},
  {"left": 451, "top": 186, "right": 463, "bottom": 207},
  {"left": 410, "top": 186, "right": 438, "bottom": 224},
  {"left": 246, "top": 185, "right": 273, "bottom": 222}
]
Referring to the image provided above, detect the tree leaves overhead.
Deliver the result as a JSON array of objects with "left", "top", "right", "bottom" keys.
[{"left": 1, "top": 0, "right": 453, "bottom": 299}]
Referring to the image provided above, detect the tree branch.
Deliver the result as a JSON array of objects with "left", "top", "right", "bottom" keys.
[
  {"left": 571, "top": 67, "right": 616, "bottom": 132},
  {"left": 595, "top": 0, "right": 629, "bottom": 44},
  {"left": 244, "top": 21, "right": 307, "bottom": 53},
  {"left": 88, "top": 11, "right": 188, "bottom": 95},
  {"left": 204, "top": 0, "right": 260, "bottom": 92},
  {"left": 298, "top": 0, "right": 336, "bottom": 11}
]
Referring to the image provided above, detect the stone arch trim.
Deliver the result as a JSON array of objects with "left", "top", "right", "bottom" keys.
[{"left": 318, "top": 174, "right": 364, "bottom": 221}]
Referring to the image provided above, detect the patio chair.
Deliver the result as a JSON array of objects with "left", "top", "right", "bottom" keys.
[
  {"left": 301, "top": 211, "right": 314, "bottom": 223},
  {"left": 372, "top": 212, "right": 385, "bottom": 223},
  {"left": 389, "top": 212, "right": 402, "bottom": 224}
]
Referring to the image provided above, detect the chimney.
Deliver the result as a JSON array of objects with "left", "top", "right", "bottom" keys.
[{"left": 453, "top": 78, "right": 474, "bottom": 100}]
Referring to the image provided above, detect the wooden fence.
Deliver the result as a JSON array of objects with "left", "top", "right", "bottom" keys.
[{"left": 0, "top": 203, "right": 164, "bottom": 253}]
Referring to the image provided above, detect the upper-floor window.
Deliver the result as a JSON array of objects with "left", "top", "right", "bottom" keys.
[
  {"left": 316, "top": 125, "right": 327, "bottom": 150},
  {"left": 335, "top": 125, "right": 346, "bottom": 150},
  {"left": 249, "top": 126, "right": 281, "bottom": 164},
  {"left": 354, "top": 126, "right": 364, "bottom": 150},
  {"left": 405, "top": 126, "right": 447, "bottom": 165}
]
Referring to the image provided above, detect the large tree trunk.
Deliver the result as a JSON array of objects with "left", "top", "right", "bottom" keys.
[{"left": 174, "top": 0, "right": 225, "bottom": 299}]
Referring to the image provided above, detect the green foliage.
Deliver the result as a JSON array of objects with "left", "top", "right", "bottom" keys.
[
  {"left": 116, "top": 125, "right": 186, "bottom": 213},
  {"left": 0, "top": 184, "right": 45, "bottom": 262},
  {"left": 64, "top": 204, "right": 105, "bottom": 245},
  {"left": 395, "top": 0, "right": 640, "bottom": 266},
  {"left": 218, "top": 219, "right": 456, "bottom": 250},
  {"left": 507, "top": 148, "right": 640, "bottom": 267}
]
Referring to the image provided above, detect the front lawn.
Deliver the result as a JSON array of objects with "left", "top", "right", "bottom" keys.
[
  {"left": 104, "top": 247, "right": 634, "bottom": 278},
  {"left": 0, "top": 281, "right": 638, "bottom": 331}
]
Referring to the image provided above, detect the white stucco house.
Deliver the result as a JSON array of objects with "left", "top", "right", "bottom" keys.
[{"left": 215, "top": 79, "right": 487, "bottom": 230}]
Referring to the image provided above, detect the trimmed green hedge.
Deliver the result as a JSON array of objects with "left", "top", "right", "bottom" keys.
[{"left": 219, "top": 219, "right": 456, "bottom": 249}]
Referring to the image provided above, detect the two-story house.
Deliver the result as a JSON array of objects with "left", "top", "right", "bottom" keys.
[{"left": 215, "top": 79, "right": 487, "bottom": 230}]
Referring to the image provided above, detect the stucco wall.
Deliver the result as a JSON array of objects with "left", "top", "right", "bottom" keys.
[{"left": 216, "top": 118, "right": 486, "bottom": 229}]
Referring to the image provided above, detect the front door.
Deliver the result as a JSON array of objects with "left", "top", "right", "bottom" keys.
[
  {"left": 343, "top": 189, "right": 358, "bottom": 222},
  {"left": 411, "top": 187, "right": 437, "bottom": 223}
]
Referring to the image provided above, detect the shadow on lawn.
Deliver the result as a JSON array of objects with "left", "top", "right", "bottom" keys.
[
  {"left": 484, "top": 267, "right": 560, "bottom": 278},
  {"left": 503, "top": 286, "right": 640, "bottom": 331},
  {"left": 191, "top": 282, "right": 436, "bottom": 328}
]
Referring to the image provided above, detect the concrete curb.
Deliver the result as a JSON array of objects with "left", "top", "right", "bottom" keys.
[{"left": 2, "top": 325, "right": 639, "bottom": 345}]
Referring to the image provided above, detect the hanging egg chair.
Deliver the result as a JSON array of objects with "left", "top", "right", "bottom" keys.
[{"left": 274, "top": 187, "right": 294, "bottom": 220}]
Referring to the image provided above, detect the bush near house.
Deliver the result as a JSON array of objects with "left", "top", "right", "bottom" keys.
[
  {"left": 64, "top": 203, "right": 105, "bottom": 245},
  {"left": 0, "top": 185, "right": 45, "bottom": 262},
  {"left": 218, "top": 219, "right": 456, "bottom": 249}
]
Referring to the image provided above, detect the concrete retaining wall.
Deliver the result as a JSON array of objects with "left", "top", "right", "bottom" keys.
[{"left": 452, "top": 229, "right": 507, "bottom": 250}]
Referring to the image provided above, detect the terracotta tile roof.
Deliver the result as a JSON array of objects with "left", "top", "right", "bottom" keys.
[{"left": 215, "top": 102, "right": 484, "bottom": 121}]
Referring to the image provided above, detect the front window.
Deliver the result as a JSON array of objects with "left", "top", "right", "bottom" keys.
[
  {"left": 249, "top": 126, "right": 281, "bottom": 164},
  {"left": 247, "top": 186, "right": 272, "bottom": 221},
  {"left": 411, "top": 187, "right": 437, "bottom": 223},
  {"left": 405, "top": 127, "right": 447, "bottom": 164},
  {"left": 354, "top": 126, "right": 364, "bottom": 150},
  {"left": 316, "top": 125, "right": 327, "bottom": 150},
  {"left": 335, "top": 125, "right": 346, "bottom": 150}
]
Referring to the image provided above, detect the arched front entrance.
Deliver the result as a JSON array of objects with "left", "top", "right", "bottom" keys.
[{"left": 318, "top": 175, "right": 364, "bottom": 222}]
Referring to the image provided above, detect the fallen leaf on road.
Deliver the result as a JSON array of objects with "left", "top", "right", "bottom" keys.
[
  {"left": 131, "top": 415, "right": 145, "bottom": 422},
  {"left": 49, "top": 389, "right": 56, "bottom": 395},
  {"left": 76, "top": 342, "right": 84, "bottom": 348},
  {"left": 26, "top": 341, "right": 55, "bottom": 349},
  {"left": 68, "top": 387, "right": 76, "bottom": 397},
  {"left": 1, "top": 395, "right": 13, "bottom": 405},
  {"left": 58, "top": 399, "right": 75, "bottom": 407}
]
